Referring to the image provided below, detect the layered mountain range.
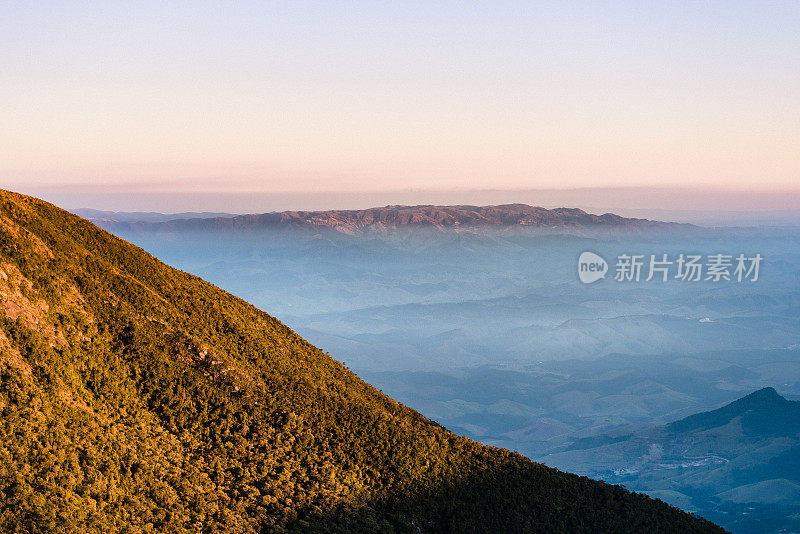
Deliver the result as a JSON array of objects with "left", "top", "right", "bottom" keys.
[{"left": 0, "top": 190, "right": 722, "bottom": 532}]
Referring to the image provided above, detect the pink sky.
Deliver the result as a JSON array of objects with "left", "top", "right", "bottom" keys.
[
  {"left": 15, "top": 185, "right": 800, "bottom": 216},
  {"left": 2, "top": 2, "right": 799, "bottom": 206}
]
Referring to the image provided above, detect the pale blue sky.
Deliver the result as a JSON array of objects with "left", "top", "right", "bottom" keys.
[{"left": 2, "top": 1, "right": 799, "bottom": 200}]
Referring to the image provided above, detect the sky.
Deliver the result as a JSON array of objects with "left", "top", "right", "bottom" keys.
[{"left": 2, "top": 1, "right": 799, "bottom": 211}]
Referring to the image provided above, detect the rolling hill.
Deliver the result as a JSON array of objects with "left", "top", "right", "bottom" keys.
[{"left": 0, "top": 190, "right": 722, "bottom": 533}]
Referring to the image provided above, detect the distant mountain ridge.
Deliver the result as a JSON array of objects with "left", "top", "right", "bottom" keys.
[
  {"left": 71, "top": 208, "right": 237, "bottom": 223},
  {"left": 86, "top": 203, "right": 691, "bottom": 235}
]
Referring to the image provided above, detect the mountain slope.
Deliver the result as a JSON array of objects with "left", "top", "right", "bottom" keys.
[{"left": 0, "top": 190, "right": 722, "bottom": 533}]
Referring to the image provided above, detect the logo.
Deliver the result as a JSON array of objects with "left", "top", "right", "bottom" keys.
[
  {"left": 578, "top": 251, "right": 608, "bottom": 284},
  {"left": 577, "top": 251, "right": 762, "bottom": 284}
]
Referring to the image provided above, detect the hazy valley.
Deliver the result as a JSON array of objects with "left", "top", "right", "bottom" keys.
[{"left": 91, "top": 204, "right": 800, "bottom": 532}]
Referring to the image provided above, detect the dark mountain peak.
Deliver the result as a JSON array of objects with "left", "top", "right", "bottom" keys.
[
  {"left": 717, "top": 387, "right": 788, "bottom": 417},
  {"left": 669, "top": 387, "right": 796, "bottom": 435},
  {"left": 736, "top": 386, "right": 785, "bottom": 406}
]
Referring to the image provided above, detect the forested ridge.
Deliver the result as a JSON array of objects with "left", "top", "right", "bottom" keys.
[{"left": 0, "top": 189, "right": 725, "bottom": 533}]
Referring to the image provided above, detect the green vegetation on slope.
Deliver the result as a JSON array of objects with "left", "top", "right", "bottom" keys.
[{"left": 0, "top": 190, "right": 724, "bottom": 533}]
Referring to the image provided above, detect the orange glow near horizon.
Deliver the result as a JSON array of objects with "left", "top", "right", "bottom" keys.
[{"left": 2, "top": 3, "right": 799, "bottom": 198}]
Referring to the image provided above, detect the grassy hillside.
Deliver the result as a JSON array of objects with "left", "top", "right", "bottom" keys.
[{"left": 0, "top": 190, "right": 724, "bottom": 533}]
